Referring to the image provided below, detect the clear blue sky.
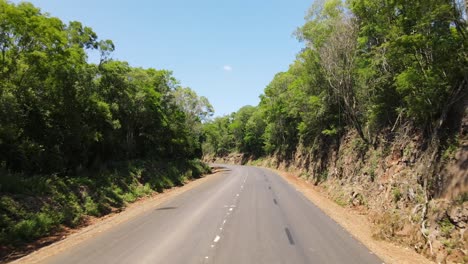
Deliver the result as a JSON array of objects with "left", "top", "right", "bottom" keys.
[{"left": 13, "top": 0, "right": 310, "bottom": 116}]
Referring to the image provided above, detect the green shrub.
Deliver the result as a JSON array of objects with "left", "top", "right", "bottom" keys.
[
  {"left": 0, "top": 158, "right": 210, "bottom": 246},
  {"left": 442, "top": 136, "right": 459, "bottom": 161},
  {"left": 11, "top": 211, "right": 58, "bottom": 243},
  {"left": 454, "top": 192, "right": 468, "bottom": 204},
  {"left": 352, "top": 137, "right": 368, "bottom": 156},
  {"left": 440, "top": 217, "right": 455, "bottom": 237},
  {"left": 392, "top": 188, "right": 402, "bottom": 202},
  {"left": 84, "top": 196, "right": 99, "bottom": 216},
  {"left": 315, "top": 170, "right": 328, "bottom": 184},
  {"left": 334, "top": 196, "right": 347, "bottom": 207},
  {"left": 121, "top": 192, "right": 137, "bottom": 203}
]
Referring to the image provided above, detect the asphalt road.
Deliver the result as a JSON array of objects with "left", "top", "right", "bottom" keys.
[{"left": 42, "top": 165, "right": 382, "bottom": 264}]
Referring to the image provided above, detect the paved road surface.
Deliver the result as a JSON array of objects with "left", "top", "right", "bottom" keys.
[{"left": 42, "top": 165, "right": 382, "bottom": 264}]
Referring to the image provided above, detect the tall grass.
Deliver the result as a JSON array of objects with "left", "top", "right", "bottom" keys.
[{"left": 0, "top": 159, "right": 210, "bottom": 246}]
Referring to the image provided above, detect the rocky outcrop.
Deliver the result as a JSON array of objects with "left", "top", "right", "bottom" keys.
[
  {"left": 206, "top": 106, "right": 468, "bottom": 263},
  {"left": 250, "top": 120, "right": 467, "bottom": 263}
]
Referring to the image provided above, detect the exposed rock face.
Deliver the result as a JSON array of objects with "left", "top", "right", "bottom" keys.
[
  {"left": 206, "top": 153, "right": 246, "bottom": 165},
  {"left": 448, "top": 202, "right": 468, "bottom": 228},
  {"left": 206, "top": 108, "right": 468, "bottom": 263},
  {"left": 249, "top": 126, "right": 466, "bottom": 263}
]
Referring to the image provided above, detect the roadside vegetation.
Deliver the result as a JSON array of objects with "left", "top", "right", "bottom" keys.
[
  {"left": 203, "top": 0, "right": 467, "bottom": 160},
  {"left": 0, "top": 0, "right": 212, "bottom": 256},
  {"left": 203, "top": 0, "right": 467, "bottom": 262},
  {"left": 0, "top": 160, "right": 209, "bottom": 246}
]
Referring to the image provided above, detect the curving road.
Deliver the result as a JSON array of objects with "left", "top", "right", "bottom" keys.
[{"left": 42, "top": 165, "right": 382, "bottom": 264}]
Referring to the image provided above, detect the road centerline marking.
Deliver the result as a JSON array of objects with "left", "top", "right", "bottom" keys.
[{"left": 285, "top": 228, "right": 295, "bottom": 245}]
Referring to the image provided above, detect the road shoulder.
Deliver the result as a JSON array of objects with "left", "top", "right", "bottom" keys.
[{"left": 266, "top": 167, "right": 434, "bottom": 264}]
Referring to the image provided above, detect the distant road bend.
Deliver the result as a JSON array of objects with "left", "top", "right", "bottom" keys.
[{"left": 42, "top": 165, "right": 382, "bottom": 264}]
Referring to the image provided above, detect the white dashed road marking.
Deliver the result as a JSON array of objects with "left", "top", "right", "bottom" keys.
[{"left": 203, "top": 174, "right": 248, "bottom": 262}]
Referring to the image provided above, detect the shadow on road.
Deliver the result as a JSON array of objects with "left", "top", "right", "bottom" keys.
[{"left": 155, "top": 207, "right": 178, "bottom": 211}]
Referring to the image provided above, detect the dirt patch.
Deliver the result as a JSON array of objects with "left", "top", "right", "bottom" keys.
[
  {"left": 268, "top": 167, "right": 435, "bottom": 264},
  {"left": 8, "top": 172, "right": 221, "bottom": 264}
]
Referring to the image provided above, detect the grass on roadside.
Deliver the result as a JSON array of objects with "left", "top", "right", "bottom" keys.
[{"left": 0, "top": 159, "right": 210, "bottom": 248}]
